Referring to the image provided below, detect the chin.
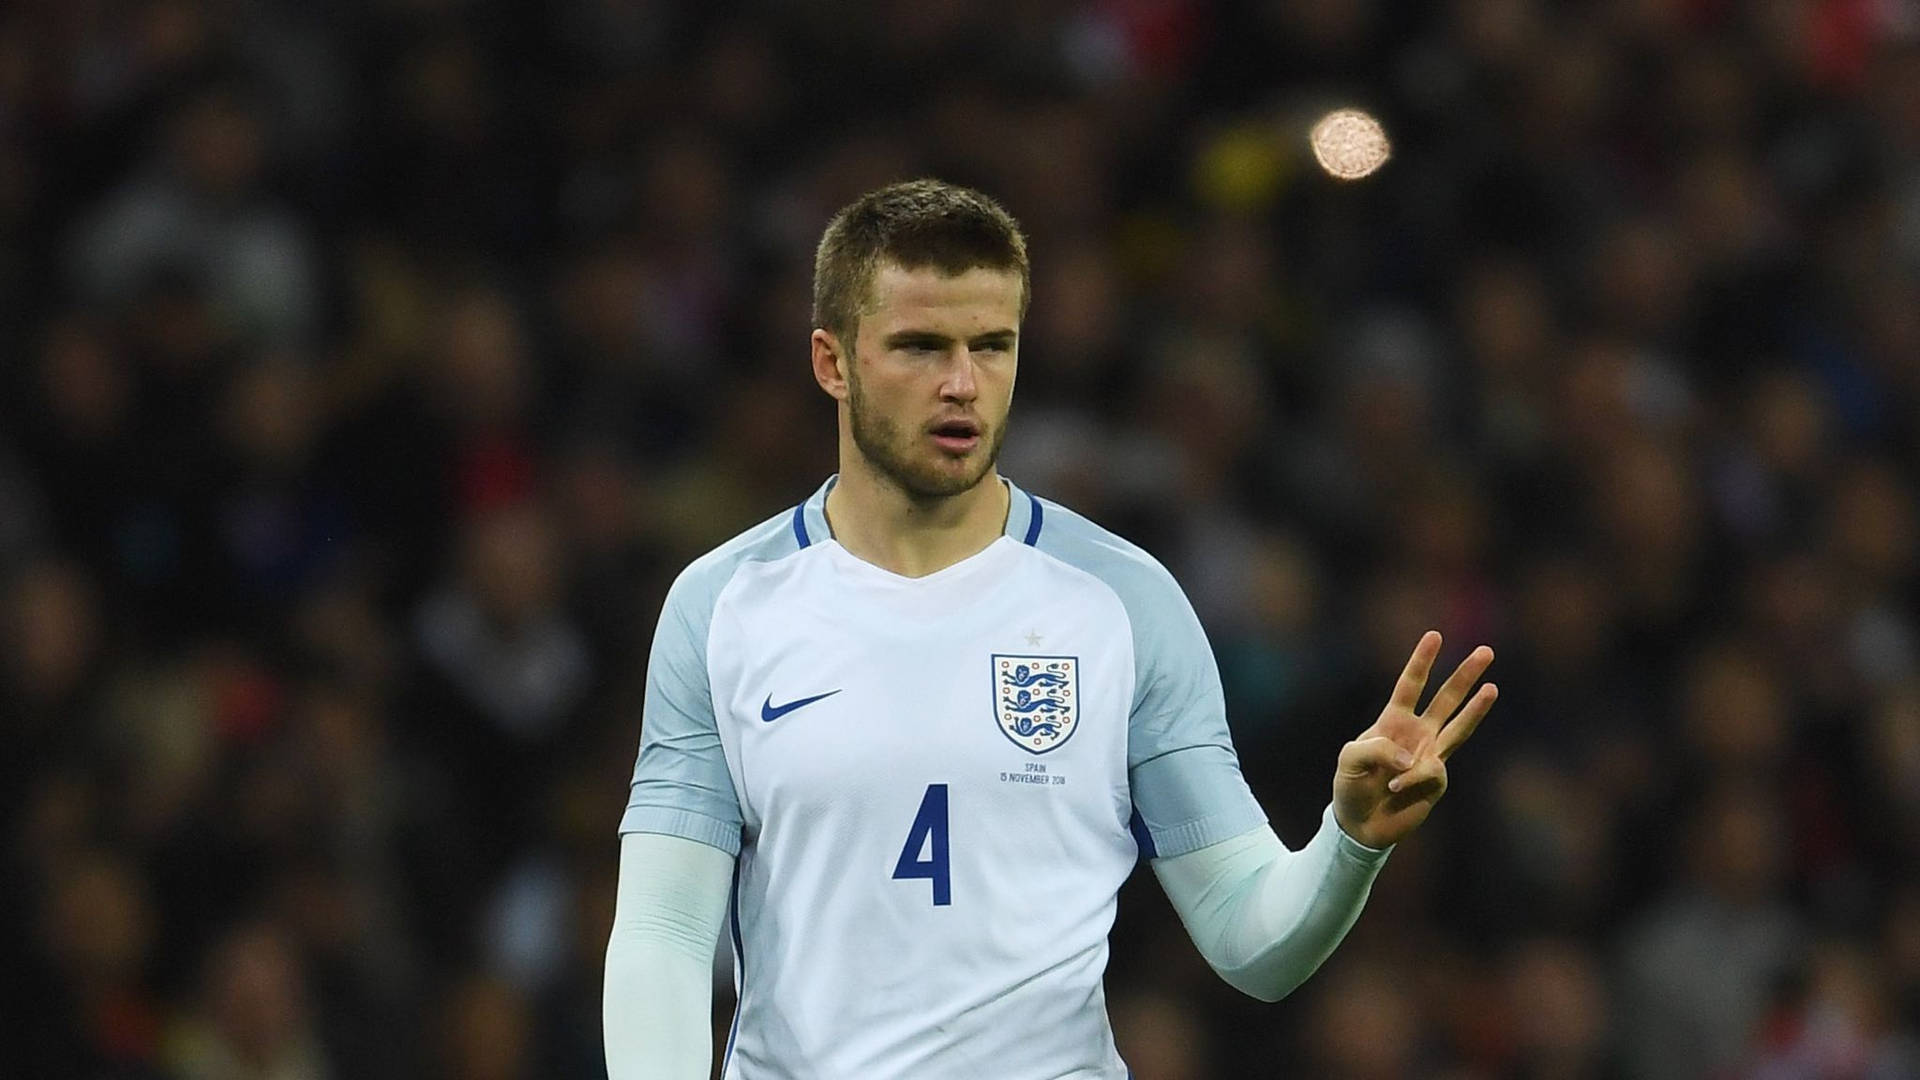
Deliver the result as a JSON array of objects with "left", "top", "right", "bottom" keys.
[{"left": 901, "top": 458, "right": 994, "bottom": 500}]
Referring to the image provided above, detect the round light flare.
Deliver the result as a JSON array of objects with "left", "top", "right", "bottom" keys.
[{"left": 1309, "top": 108, "right": 1391, "bottom": 180}]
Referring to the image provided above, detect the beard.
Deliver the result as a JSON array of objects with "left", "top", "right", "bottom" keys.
[{"left": 847, "top": 367, "right": 1005, "bottom": 501}]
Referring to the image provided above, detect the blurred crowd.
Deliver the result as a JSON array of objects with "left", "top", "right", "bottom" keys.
[{"left": 3, "top": 0, "right": 1919, "bottom": 1077}]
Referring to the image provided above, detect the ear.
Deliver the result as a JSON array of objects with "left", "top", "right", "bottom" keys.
[{"left": 810, "top": 328, "right": 850, "bottom": 401}]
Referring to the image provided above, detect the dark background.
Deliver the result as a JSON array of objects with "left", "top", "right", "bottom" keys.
[{"left": 2, "top": 0, "right": 1918, "bottom": 1077}]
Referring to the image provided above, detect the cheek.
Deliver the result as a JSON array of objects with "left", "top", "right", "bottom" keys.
[
  {"left": 987, "top": 362, "right": 1018, "bottom": 409},
  {"left": 859, "top": 366, "right": 917, "bottom": 408}
]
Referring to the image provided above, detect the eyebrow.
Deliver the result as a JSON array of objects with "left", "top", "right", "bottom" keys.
[{"left": 881, "top": 329, "right": 1019, "bottom": 350}]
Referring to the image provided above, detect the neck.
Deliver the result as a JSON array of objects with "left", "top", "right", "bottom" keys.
[{"left": 823, "top": 456, "right": 1010, "bottom": 578}]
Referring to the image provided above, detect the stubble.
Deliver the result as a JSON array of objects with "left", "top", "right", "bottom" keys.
[{"left": 846, "top": 363, "right": 1005, "bottom": 501}]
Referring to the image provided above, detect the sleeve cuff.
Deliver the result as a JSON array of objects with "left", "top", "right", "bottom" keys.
[
  {"left": 1129, "top": 744, "right": 1270, "bottom": 859},
  {"left": 1147, "top": 807, "right": 1272, "bottom": 859},
  {"left": 618, "top": 805, "right": 743, "bottom": 856}
]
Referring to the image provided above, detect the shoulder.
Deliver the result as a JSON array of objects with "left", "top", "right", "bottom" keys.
[
  {"left": 662, "top": 506, "right": 808, "bottom": 624},
  {"left": 1028, "top": 496, "right": 1192, "bottom": 620}
]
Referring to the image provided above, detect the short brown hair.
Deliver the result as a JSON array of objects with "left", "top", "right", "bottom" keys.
[{"left": 812, "top": 179, "right": 1030, "bottom": 342}]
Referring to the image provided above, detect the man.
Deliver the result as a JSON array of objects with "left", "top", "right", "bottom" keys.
[{"left": 604, "top": 180, "right": 1497, "bottom": 1078}]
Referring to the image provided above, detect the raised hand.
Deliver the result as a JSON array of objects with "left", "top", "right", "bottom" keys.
[{"left": 1332, "top": 631, "right": 1497, "bottom": 850}]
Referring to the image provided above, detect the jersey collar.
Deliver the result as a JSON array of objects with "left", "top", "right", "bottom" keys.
[{"left": 792, "top": 474, "right": 1044, "bottom": 550}]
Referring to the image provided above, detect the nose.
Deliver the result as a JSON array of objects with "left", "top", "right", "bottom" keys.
[{"left": 940, "top": 348, "right": 979, "bottom": 404}]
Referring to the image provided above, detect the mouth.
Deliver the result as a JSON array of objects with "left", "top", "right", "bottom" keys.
[{"left": 929, "top": 418, "right": 982, "bottom": 454}]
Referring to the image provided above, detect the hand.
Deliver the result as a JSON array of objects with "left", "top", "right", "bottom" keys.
[{"left": 1332, "top": 631, "right": 1497, "bottom": 850}]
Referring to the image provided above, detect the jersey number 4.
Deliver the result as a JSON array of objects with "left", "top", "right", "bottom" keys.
[{"left": 892, "top": 783, "right": 951, "bottom": 906}]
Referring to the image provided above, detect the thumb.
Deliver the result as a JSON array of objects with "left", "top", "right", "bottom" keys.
[{"left": 1339, "top": 735, "right": 1416, "bottom": 777}]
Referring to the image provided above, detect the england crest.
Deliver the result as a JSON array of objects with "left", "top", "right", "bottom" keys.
[{"left": 992, "top": 654, "right": 1079, "bottom": 754}]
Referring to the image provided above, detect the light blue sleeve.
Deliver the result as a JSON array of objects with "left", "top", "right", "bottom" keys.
[
  {"left": 604, "top": 831, "right": 733, "bottom": 1076},
  {"left": 1152, "top": 808, "right": 1390, "bottom": 1001},
  {"left": 1034, "top": 503, "right": 1268, "bottom": 858},
  {"left": 619, "top": 561, "right": 747, "bottom": 856}
]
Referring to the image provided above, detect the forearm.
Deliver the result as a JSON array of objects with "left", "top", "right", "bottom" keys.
[
  {"left": 604, "top": 831, "right": 734, "bottom": 1079},
  {"left": 1152, "top": 805, "right": 1390, "bottom": 1001}
]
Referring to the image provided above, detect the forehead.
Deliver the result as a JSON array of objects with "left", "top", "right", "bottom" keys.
[{"left": 861, "top": 261, "right": 1023, "bottom": 333}]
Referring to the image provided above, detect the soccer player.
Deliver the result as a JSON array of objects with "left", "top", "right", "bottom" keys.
[{"left": 603, "top": 180, "right": 1497, "bottom": 1078}]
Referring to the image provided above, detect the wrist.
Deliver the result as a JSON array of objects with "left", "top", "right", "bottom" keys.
[{"left": 1325, "top": 804, "right": 1392, "bottom": 860}]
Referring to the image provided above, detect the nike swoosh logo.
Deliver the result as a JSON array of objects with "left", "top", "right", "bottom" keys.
[{"left": 761, "top": 690, "right": 841, "bottom": 723}]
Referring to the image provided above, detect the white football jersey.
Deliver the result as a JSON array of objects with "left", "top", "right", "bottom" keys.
[{"left": 622, "top": 477, "right": 1266, "bottom": 1079}]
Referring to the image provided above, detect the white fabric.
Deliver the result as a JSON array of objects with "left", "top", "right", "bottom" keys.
[
  {"left": 616, "top": 479, "right": 1289, "bottom": 1078},
  {"left": 603, "top": 831, "right": 734, "bottom": 1080},
  {"left": 621, "top": 477, "right": 1269, "bottom": 861},
  {"left": 1152, "top": 805, "right": 1391, "bottom": 1002},
  {"left": 709, "top": 534, "right": 1141, "bottom": 1078}
]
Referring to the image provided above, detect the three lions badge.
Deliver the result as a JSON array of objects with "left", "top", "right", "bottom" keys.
[{"left": 992, "top": 654, "right": 1079, "bottom": 753}]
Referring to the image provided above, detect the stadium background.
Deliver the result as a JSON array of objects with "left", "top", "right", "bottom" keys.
[{"left": 3, "top": 0, "right": 1919, "bottom": 1077}]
